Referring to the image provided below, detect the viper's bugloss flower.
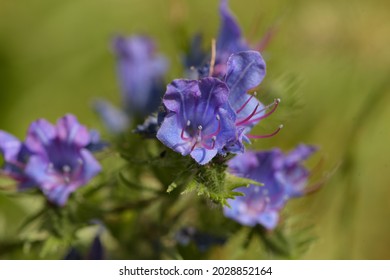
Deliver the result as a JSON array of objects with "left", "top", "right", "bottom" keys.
[
  {"left": 0, "top": 131, "right": 35, "bottom": 189},
  {"left": 221, "top": 51, "right": 281, "bottom": 154},
  {"left": 223, "top": 144, "right": 317, "bottom": 230},
  {"left": 0, "top": 114, "right": 102, "bottom": 206},
  {"left": 113, "top": 35, "right": 168, "bottom": 117},
  {"left": 157, "top": 77, "right": 236, "bottom": 165}
]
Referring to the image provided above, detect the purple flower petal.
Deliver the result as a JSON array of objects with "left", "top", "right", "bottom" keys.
[
  {"left": 93, "top": 99, "right": 130, "bottom": 134},
  {"left": 113, "top": 35, "right": 168, "bottom": 116},
  {"left": 217, "top": 0, "right": 247, "bottom": 56},
  {"left": 0, "top": 130, "right": 22, "bottom": 161},
  {"left": 224, "top": 146, "right": 316, "bottom": 229},
  {"left": 56, "top": 114, "right": 90, "bottom": 147},
  {"left": 157, "top": 77, "right": 236, "bottom": 165},
  {"left": 24, "top": 119, "right": 56, "bottom": 155},
  {"left": 225, "top": 51, "right": 266, "bottom": 105}
]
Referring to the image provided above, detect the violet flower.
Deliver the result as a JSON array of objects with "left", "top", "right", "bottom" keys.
[
  {"left": 0, "top": 114, "right": 102, "bottom": 206},
  {"left": 94, "top": 35, "right": 168, "bottom": 134},
  {"left": 157, "top": 77, "right": 236, "bottom": 165},
  {"left": 223, "top": 144, "right": 317, "bottom": 230},
  {"left": 0, "top": 131, "right": 35, "bottom": 189},
  {"left": 221, "top": 51, "right": 281, "bottom": 154},
  {"left": 216, "top": 0, "right": 249, "bottom": 64},
  {"left": 24, "top": 115, "right": 102, "bottom": 206},
  {"left": 114, "top": 35, "right": 168, "bottom": 117}
]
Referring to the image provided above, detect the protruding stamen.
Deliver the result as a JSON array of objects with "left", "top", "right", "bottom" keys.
[
  {"left": 247, "top": 124, "right": 283, "bottom": 139},
  {"left": 202, "top": 136, "right": 216, "bottom": 150},
  {"left": 236, "top": 93, "right": 256, "bottom": 114},
  {"left": 246, "top": 98, "right": 280, "bottom": 124},
  {"left": 186, "top": 120, "right": 191, "bottom": 126},
  {"left": 236, "top": 103, "right": 260, "bottom": 126},
  {"left": 198, "top": 125, "right": 203, "bottom": 130}
]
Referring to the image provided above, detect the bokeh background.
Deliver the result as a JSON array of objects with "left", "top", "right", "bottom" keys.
[{"left": 0, "top": 0, "right": 389, "bottom": 259}]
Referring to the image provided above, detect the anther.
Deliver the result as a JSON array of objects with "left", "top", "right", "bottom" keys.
[
  {"left": 77, "top": 158, "right": 83, "bottom": 165},
  {"left": 198, "top": 125, "right": 203, "bottom": 130},
  {"left": 186, "top": 120, "right": 191, "bottom": 126},
  {"left": 216, "top": 114, "right": 220, "bottom": 120}
]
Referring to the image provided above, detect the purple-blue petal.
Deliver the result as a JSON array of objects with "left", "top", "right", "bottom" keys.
[
  {"left": 113, "top": 35, "right": 168, "bottom": 116},
  {"left": 79, "top": 149, "right": 102, "bottom": 183},
  {"left": 25, "top": 119, "right": 56, "bottom": 154},
  {"left": 93, "top": 99, "right": 130, "bottom": 134},
  {"left": 217, "top": 0, "right": 248, "bottom": 56},
  {"left": 190, "top": 148, "right": 218, "bottom": 166},
  {"left": 225, "top": 51, "right": 266, "bottom": 104},
  {"left": 224, "top": 146, "right": 316, "bottom": 229},
  {"left": 163, "top": 79, "right": 200, "bottom": 115},
  {"left": 156, "top": 113, "right": 192, "bottom": 156},
  {"left": 56, "top": 114, "right": 90, "bottom": 148},
  {"left": 257, "top": 211, "right": 279, "bottom": 230},
  {"left": 0, "top": 130, "right": 22, "bottom": 161}
]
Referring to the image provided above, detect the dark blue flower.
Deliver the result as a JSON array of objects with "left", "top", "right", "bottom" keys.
[
  {"left": 113, "top": 35, "right": 168, "bottom": 117},
  {"left": 22, "top": 114, "right": 102, "bottom": 206},
  {"left": 223, "top": 144, "right": 317, "bottom": 230},
  {"left": 157, "top": 77, "right": 236, "bottom": 165}
]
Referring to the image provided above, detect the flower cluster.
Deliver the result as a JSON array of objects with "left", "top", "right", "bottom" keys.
[
  {"left": 224, "top": 145, "right": 317, "bottom": 229},
  {"left": 156, "top": 2, "right": 280, "bottom": 165},
  {"left": 0, "top": 114, "right": 102, "bottom": 206},
  {"left": 0, "top": 0, "right": 321, "bottom": 261}
]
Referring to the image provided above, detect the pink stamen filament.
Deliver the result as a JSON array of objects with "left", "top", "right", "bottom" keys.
[
  {"left": 202, "top": 136, "right": 216, "bottom": 150},
  {"left": 236, "top": 94, "right": 255, "bottom": 114},
  {"left": 204, "top": 116, "right": 221, "bottom": 139},
  {"left": 247, "top": 125, "right": 283, "bottom": 139},
  {"left": 236, "top": 103, "right": 260, "bottom": 126},
  {"left": 237, "top": 99, "right": 280, "bottom": 127},
  {"left": 180, "top": 128, "right": 191, "bottom": 141}
]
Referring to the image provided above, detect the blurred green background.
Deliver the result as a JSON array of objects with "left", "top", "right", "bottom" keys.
[{"left": 0, "top": 0, "right": 389, "bottom": 259}]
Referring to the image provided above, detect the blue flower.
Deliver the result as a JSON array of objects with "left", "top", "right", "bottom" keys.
[
  {"left": 94, "top": 35, "right": 168, "bottom": 134},
  {"left": 0, "top": 114, "right": 102, "bottom": 206},
  {"left": 157, "top": 77, "right": 236, "bottom": 165},
  {"left": 93, "top": 99, "right": 130, "bottom": 134},
  {"left": 0, "top": 131, "right": 35, "bottom": 189},
  {"left": 223, "top": 144, "right": 317, "bottom": 230},
  {"left": 114, "top": 35, "right": 168, "bottom": 117},
  {"left": 222, "top": 51, "right": 281, "bottom": 154},
  {"left": 217, "top": 0, "right": 249, "bottom": 62}
]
